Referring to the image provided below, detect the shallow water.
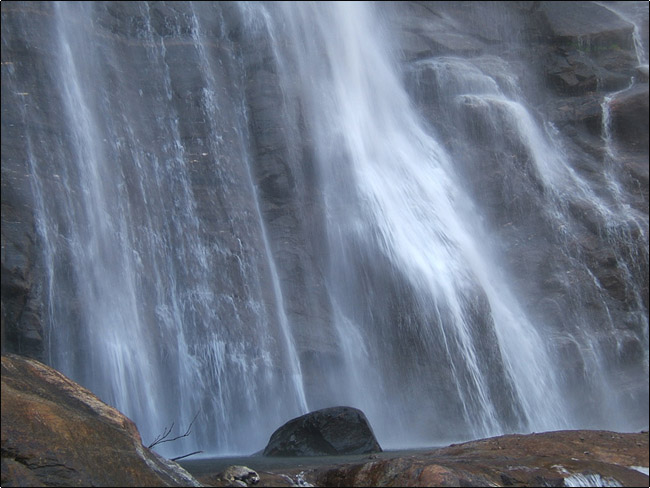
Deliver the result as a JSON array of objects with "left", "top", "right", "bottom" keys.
[{"left": 179, "top": 447, "right": 439, "bottom": 478}]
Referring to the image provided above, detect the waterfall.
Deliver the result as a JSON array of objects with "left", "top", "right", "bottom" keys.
[
  {"left": 265, "top": 2, "right": 569, "bottom": 444},
  {"left": 5, "top": 1, "right": 309, "bottom": 456},
  {"left": 2, "top": 1, "right": 647, "bottom": 456}
]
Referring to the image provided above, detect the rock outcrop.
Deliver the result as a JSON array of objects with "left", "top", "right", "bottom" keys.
[
  {"left": 186, "top": 430, "right": 649, "bottom": 487},
  {"left": 263, "top": 407, "right": 382, "bottom": 457},
  {"left": 310, "top": 430, "right": 649, "bottom": 487},
  {"left": 1, "top": 354, "right": 202, "bottom": 487}
]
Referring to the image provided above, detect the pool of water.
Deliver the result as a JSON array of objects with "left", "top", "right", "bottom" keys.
[{"left": 179, "top": 447, "right": 441, "bottom": 478}]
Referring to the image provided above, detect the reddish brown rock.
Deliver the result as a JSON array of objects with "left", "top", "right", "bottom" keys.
[
  {"left": 1, "top": 354, "right": 201, "bottom": 487},
  {"left": 307, "top": 430, "right": 649, "bottom": 487},
  {"left": 185, "top": 429, "right": 648, "bottom": 487}
]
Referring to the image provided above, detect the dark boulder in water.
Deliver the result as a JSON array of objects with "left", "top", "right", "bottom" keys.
[{"left": 263, "top": 406, "right": 382, "bottom": 457}]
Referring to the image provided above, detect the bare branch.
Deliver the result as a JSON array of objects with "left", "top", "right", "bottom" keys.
[
  {"left": 147, "top": 411, "right": 200, "bottom": 449},
  {"left": 147, "top": 422, "right": 174, "bottom": 449},
  {"left": 171, "top": 450, "right": 203, "bottom": 461}
]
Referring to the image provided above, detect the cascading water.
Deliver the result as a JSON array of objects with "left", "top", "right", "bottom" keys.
[
  {"left": 266, "top": 2, "right": 569, "bottom": 444},
  {"left": 3, "top": 1, "right": 309, "bottom": 456},
  {"left": 1, "top": 1, "right": 647, "bottom": 457},
  {"left": 400, "top": 4, "right": 649, "bottom": 432}
]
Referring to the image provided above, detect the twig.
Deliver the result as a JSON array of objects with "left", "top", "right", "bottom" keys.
[
  {"left": 147, "top": 422, "right": 174, "bottom": 449},
  {"left": 171, "top": 450, "right": 203, "bottom": 461},
  {"left": 147, "top": 411, "right": 200, "bottom": 449}
]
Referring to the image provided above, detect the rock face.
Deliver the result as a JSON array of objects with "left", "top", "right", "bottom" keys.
[
  {"left": 263, "top": 407, "right": 382, "bottom": 457},
  {"left": 0, "top": 354, "right": 202, "bottom": 487},
  {"left": 610, "top": 83, "right": 650, "bottom": 151}
]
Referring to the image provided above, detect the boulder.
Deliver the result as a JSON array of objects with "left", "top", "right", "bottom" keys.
[
  {"left": 1, "top": 354, "right": 202, "bottom": 487},
  {"left": 221, "top": 465, "right": 260, "bottom": 487},
  {"left": 262, "top": 406, "right": 382, "bottom": 457}
]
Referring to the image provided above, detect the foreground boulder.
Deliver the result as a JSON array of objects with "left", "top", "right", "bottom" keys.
[
  {"left": 1, "top": 354, "right": 201, "bottom": 487},
  {"left": 221, "top": 465, "right": 260, "bottom": 487},
  {"left": 183, "top": 430, "right": 648, "bottom": 487},
  {"left": 263, "top": 406, "right": 382, "bottom": 457},
  {"left": 311, "top": 430, "right": 649, "bottom": 487}
]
